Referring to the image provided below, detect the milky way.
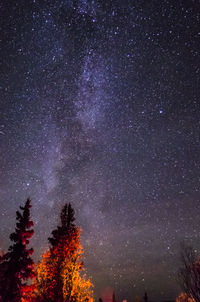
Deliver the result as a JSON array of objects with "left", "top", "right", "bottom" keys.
[{"left": 0, "top": 1, "right": 200, "bottom": 301}]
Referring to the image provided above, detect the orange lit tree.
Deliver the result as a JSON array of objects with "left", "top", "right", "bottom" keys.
[
  {"left": 35, "top": 203, "right": 93, "bottom": 302},
  {"left": 0, "top": 198, "right": 35, "bottom": 302},
  {"left": 176, "top": 292, "right": 195, "bottom": 302}
]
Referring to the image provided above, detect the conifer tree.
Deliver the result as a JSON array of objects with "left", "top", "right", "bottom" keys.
[
  {"left": 144, "top": 292, "right": 148, "bottom": 302},
  {"left": 35, "top": 203, "right": 93, "bottom": 302},
  {"left": 0, "top": 198, "right": 35, "bottom": 302},
  {"left": 48, "top": 203, "right": 76, "bottom": 249},
  {"left": 112, "top": 292, "right": 117, "bottom": 302}
]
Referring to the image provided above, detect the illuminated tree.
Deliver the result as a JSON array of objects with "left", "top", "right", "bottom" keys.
[
  {"left": 0, "top": 198, "right": 35, "bottom": 302},
  {"left": 176, "top": 292, "right": 195, "bottom": 302},
  {"left": 35, "top": 203, "right": 93, "bottom": 302}
]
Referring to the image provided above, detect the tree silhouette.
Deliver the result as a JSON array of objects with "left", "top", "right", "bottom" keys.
[
  {"left": 144, "top": 292, "right": 148, "bottom": 302},
  {"left": 0, "top": 198, "right": 34, "bottom": 302},
  {"left": 179, "top": 244, "right": 200, "bottom": 302},
  {"left": 48, "top": 203, "right": 76, "bottom": 248},
  {"left": 112, "top": 292, "right": 117, "bottom": 302}
]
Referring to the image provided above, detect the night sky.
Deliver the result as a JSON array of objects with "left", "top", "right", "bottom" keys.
[{"left": 0, "top": 0, "right": 200, "bottom": 301}]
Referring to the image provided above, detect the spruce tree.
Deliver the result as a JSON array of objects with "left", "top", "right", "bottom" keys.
[
  {"left": 112, "top": 292, "right": 117, "bottom": 302},
  {"left": 48, "top": 203, "right": 76, "bottom": 249},
  {"left": 35, "top": 203, "right": 93, "bottom": 302},
  {"left": 0, "top": 198, "right": 35, "bottom": 302},
  {"left": 144, "top": 292, "right": 148, "bottom": 302}
]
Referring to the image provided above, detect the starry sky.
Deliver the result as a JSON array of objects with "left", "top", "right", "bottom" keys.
[{"left": 0, "top": 0, "right": 200, "bottom": 301}]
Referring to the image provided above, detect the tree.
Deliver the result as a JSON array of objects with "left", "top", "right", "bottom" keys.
[
  {"left": 112, "top": 292, "right": 117, "bottom": 302},
  {"left": 0, "top": 198, "right": 35, "bottom": 302},
  {"left": 176, "top": 292, "right": 195, "bottom": 302},
  {"left": 48, "top": 203, "right": 76, "bottom": 249},
  {"left": 35, "top": 203, "right": 93, "bottom": 302},
  {"left": 144, "top": 292, "right": 148, "bottom": 302},
  {"left": 179, "top": 244, "right": 200, "bottom": 302}
]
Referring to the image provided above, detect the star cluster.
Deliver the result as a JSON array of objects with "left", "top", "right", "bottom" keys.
[{"left": 0, "top": 1, "right": 200, "bottom": 301}]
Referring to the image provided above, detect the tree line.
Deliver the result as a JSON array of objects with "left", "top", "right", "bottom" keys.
[
  {"left": 1, "top": 198, "right": 200, "bottom": 302},
  {"left": 0, "top": 199, "right": 93, "bottom": 302}
]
